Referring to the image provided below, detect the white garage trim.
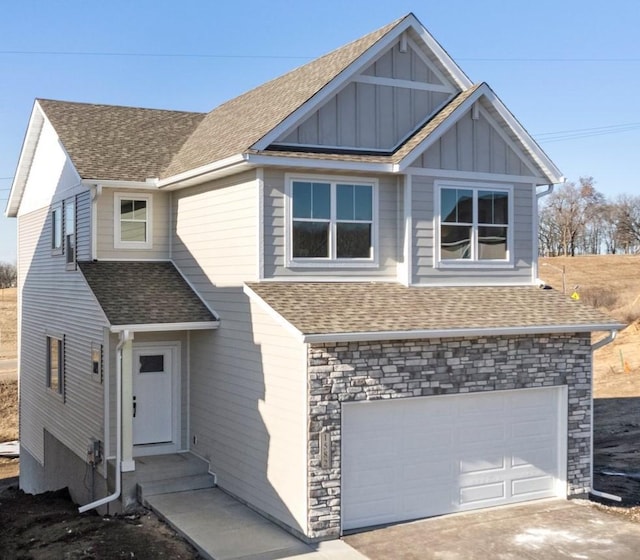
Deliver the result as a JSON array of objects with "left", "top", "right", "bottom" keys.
[{"left": 341, "top": 386, "right": 568, "bottom": 532}]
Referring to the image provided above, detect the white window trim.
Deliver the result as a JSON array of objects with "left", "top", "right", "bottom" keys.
[
  {"left": 284, "top": 173, "right": 379, "bottom": 269},
  {"left": 65, "top": 198, "right": 76, "bottom": 270},
  {"left": 434, "top": 180, "right": 515, "bottom": 269},
  {"left": 51, "top": 202, "right": 63, "bottom": 255},
  {"left": 90, "top": 342, "right": 103, "bottom": 383},
  {"left": 46, "top": 334, "right": 64, "bottom": 398},
  {"left": 114, "top": 192, "right": 153, "bottom": 250}
]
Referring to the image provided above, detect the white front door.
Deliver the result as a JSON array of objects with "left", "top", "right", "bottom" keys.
[{"left": 132, "top": 347, "right": 175, "bottom": 446}]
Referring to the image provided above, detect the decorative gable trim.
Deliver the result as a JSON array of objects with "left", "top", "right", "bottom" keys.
[
  {"left": 252, "top": 14, "right": 472, "bottom": 152},
  {"left": 396, "top": 84, "right": 563, "bottom": 184}
]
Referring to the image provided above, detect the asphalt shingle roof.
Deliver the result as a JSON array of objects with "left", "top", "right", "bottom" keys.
[
  {"left": 38, "top": 99, "right": 205, "bottom": 181},
  {"left": 79, "top": 261, "right": 216, "bottom": 326},
  {"left": 246, "top": 282, "right": 624, "bottom": 337}
]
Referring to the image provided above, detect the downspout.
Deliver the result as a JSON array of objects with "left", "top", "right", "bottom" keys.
[
  {"left": 533, "top": 184, "right": 554, "bottom": 283},
  {"left": 79, "top": 329, "right": 132, "bottom": 513},
  {"left": 90, "top": 184, "right": 102, "bottom": 261},
  {"left": 589, "top": 330, "right": 622, "bottom": 502}
]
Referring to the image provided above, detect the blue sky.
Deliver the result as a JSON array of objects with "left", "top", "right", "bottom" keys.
[{"left": 1, "top": 0, "right": 638, "bottom": 262}]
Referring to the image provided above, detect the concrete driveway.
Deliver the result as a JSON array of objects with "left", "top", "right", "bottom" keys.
[{"left": 344, "top": 499, "right": 640, "bottom": 559}]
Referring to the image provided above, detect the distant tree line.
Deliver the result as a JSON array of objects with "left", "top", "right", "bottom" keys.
[
  {"left": 539, "top": 177, "right": 640, "bottom": 256},
  {"left": 0, "top": 262, "right": 16, "bottom": 288}
]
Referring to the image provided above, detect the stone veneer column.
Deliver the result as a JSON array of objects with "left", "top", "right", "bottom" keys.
[{"left": 306, "top": 334, "right": 592, "bottom": 539}]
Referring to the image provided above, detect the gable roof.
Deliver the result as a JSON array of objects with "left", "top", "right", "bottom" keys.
[
  {"left": 79, "top": 261, "right": 218, "bottom": 329},
  {"left": 245, "top": 282, "right": 624, "bottom": 343},
  {"left": 38, "top": 99, "right": 205, "bottom": 182},
  {"left": 7, "top": 13, "right": 562, "bottom": 216},
  {"left": 161, "top": 16, "right": 409, "bottom": 178}
]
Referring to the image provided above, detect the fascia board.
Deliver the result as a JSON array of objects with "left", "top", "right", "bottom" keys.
[
  {"left": 110, "top": 321, "right": 220, "bottom": 333},
  {"left": 482, "top": 86, "right": 564, "bottom": 184},
  {"left": 157, "top": 154, "right": 248, "bottom": 189},
  {"left": 409, "top": 14, "right": 473, "bottom": 90},
  {"left": 302, "top": 323, "right": 627, "bottom": 344},
  {"left": 5, "top": 102, "right": 46, "bottom": 217}
]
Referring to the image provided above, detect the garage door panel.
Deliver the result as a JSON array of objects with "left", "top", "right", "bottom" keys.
[
  {"left": 342, "top": 387, "right": 566, "bottom": 531},
  {"left": 457, "top": 423, "right": 506, "bottom": 445},
  {"left": 512, "top": 475, "right": 555, "bottom": 497},
  {"left": 459, "top": 481, "right": 506, "bottom": 505},
  {"left": 459, "top": 455, "right": 505, "bottom": 474}
]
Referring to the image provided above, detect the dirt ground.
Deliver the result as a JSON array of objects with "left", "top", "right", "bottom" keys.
[
  {"left": 1, "top": 257, "right": 640, "bottom": 556},
  {"left": 0, "top": 487, "right": 200, "bottom": 559}
]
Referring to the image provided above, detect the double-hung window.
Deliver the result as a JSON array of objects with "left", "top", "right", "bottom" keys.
[
  {"left": 438, "top": 183, "right": 511, "bottom": 264},
  {"left": 114, "top": 193, "right": 152, "bottom": 249},
  {"left": 288, "top": 177, "right": 376, "bottom": 265},
  {"left": 46, "top": 335, "right": 64, "bottom": 396}
]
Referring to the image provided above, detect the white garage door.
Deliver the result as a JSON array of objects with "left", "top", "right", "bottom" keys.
[{"left": 342, "top": 387, "right": 567, "bottom": 531}]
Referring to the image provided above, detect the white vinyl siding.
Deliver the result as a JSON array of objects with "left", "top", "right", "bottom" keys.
[
  {"left": 263, "top": 168, "right": 399, "bottom": 278},
  {"left": 411, "top": 175, "right": 534, "bottom": 284},
  {"left": 18, "top": 206, "right": 108, "bottom": 473},
  {"left": 75, "top": 190, "right": 92, "bottom": 262},
  {"left": 96, "top": 188, "right": 169, "bottom": 260},
  {"left": 171, "top": 170, "right": 307, "bottom": 532}
]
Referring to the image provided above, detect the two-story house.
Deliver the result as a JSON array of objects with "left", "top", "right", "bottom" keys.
[{"left": 5, "top": 13, "right": 623, "bottom": 541}]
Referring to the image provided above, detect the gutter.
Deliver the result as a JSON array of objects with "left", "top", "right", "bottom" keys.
[
  {"left": 590, "top": 329, "right": 623, "bottom": 502},
  {"left": 79, "top": 329, "right": 133, "bottom": 513},
  {"left": 301, "top": 323, "right": 626, "bottom": 344}
]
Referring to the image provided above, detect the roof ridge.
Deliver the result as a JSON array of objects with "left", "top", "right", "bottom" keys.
[{"left": 37, "top": 98, "right": 205, "bottom": 116}]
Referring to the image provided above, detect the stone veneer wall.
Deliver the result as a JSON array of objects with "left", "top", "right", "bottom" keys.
[{"left": 307, "top": 333, "right": 592, "bottom": 539}]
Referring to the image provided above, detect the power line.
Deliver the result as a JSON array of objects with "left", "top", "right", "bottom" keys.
[
  {"left": 0, "top": 50, "right": 313, "bottom": 60},
  {"left": 534, "top": 122, "right": 640, "bottom": 144},
  {"left": 0, "top": 49, "right": 639, "bottom": 63}
]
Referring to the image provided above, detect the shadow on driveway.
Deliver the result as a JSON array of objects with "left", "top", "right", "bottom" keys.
[{"left": 344, "top": 499, "right": 640, "bottom": 560}]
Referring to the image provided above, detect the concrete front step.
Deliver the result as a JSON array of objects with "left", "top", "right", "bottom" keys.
[{"left": 138, "top": 473, "right": 216, "bottom": 504}]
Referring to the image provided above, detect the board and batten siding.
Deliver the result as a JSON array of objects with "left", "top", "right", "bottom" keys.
[
  {"left": 18, "top": 205, "right": 108, "bottom": 483},
  {"left": 409, "top": 109, "right": 533, "bottom": 177},
  {"left": 262, "top": 168, "right": 400, "bottom": 279},
  {"left": 95, "top": 188, "right": 170, "bottom": 260},
  {"left": 277, "top": 42, "right": 453, "bottom": 151},
  {"left": 411, "top": 175, "right": 534, "bottom": 284}
]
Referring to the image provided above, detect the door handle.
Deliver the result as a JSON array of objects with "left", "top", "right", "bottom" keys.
[{"left": 133, "top": 395, "right": 137, "bottom": 418}]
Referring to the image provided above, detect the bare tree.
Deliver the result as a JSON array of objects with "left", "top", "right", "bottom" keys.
[
  {"left": 614, "top": 194, "right": 640, "bottom": 253},
  {"left": 0, "top": 262, "right": 17, "bottom": 288}
]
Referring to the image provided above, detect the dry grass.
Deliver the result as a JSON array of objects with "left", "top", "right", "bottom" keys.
[
  {"left": 539, "top": 255, "right": 640, "bottom": 323},
  {"left": 0, "top": 287, "right": 17, "bottom": 359},
  {"left": 540, "top": 255, "right": 640, "bottom": 396}
]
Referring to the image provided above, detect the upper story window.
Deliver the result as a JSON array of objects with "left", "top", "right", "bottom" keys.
[
  {"left": 51, "top": 203, "right": 63, "bottom": 254},
  {"left": 114, "top": 193, "right": 152, "bottom": 249},
  {"left": 46, "top": 335, "right": 64, "bottom": 397},
  {"left": 287, "top": 176, "right": 377, "bottom": 267},
  {"left": 65, "top": 198, "right": 76, "bottom": 269},
  {"left": 437, "top": 182, "right": 512, "bottom": 266}
]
